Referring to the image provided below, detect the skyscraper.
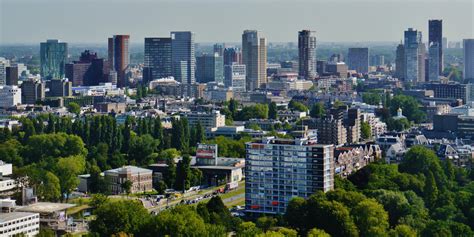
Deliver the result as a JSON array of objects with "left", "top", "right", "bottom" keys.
[
  {"left": 242, "top": 30, "right": 267, "bottom": 91},
  {"left": 108, "top": 35, "right": 130, "bottom": 88},
  {"left": 144, "top": 37, "right": 172, "bottom": 82},
  {"left": 224, "top": 63, "right": 246, "bottom": 92},
  {"left": 40, "top": 39, "right": 68, "bottom": 80},
  {"left": 21, "top": 80, "right": 45, "bottom": 104},
  {"left": 223, "top": 47, "right": 242, "bottom": 65},
  {"left": 196, "top": 53, "right": 224, "bottom": 84},
  {"left": 213, "top": 43, "right": 225, "bottom": 56},
  {"left": 171, "top": 31, "right": 195, "bottom": 85},
  {"left": 395, "top": 43, "right": 405, "bottom": 80},
  {"left": 429, "top": 43, "right": 440, "bottom": 81},
  {"left": 65, "top": 50, "right": 108, "bottom": 86},
  {"left": 298, "top": 30, "right": 317, "bottom": 79},
  {"left": 348, "top": 48, "right": 369, "bottom": 74},
  {"left": 464, "top": 39, "right": 474, "bottom": 82},
  {"left": 429, "top": 19, "right": 443, "bottom": 74},
  {"left": 404, "top": 28, "right": 425, "bottom": 83}
]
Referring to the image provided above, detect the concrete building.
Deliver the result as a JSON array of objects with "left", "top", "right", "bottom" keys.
[
  {"left": 404, "top": 28, "right": 425, "bottom": 83},
  {"left": 171, "top": 31, "right": 195, "bottom": 86},
  {"left": 108, "top": 35, "right": 130, "bottom": 88},
  {"left": 464, "top": 39, "right": 474, "bottom": 82},
  {"left": 0, "top": 58, "right": 8, "bottom": 85},
  {"left": 196, "top": 53, "right": 224, "bottom": 84},
  {"left": 5, "top": 66, "right": 18, "bottom": 86},
  {"left": 65, "top": 50, "right": 108, "bottom": 86},
  {"left": 245, "top": 136, "right": 334, "bottom": 214},
  {"left": 224, "top": 63, "right": 246, "bottom": 92},
  {"left": 0, "top": 211, "right": 40, "bottom": 237},
  {"left": 348, "top": 48, "right": 369, "bottom": 74},
  {"left": 326, "top": 62, "right": 348, "bottom": 78},
  {"left": 0, "top": 86, "right": 21, "bottom": 108},
  {"left": 47, "top": 79, "right": 72, "bottom": 97},
  {"left": 183, "top": 110, "right": 225, "bottom": 129},
  {"left": 425, "top": 82, "right": 469, "bottom": 103},
  {"left": 395, "top": 43, "right": 405, "bottom": 80},
  {"left": 104, "top": 166, "right": 153, "bottom": 194},
  {"left": 144, "top": 37, "right": 172, "bottom": 82},
  {"left": 298, "top": 30, "right": 317, "bottom": 79},
  {"left": 40, "top": 39, "right": 68, "bottom": 80},
  {"left": 315, "top": 115, "right": 347, "bottom": 145},
  {"left": 429, "top": 19, "right": 443, "bottom": 74},
  {"left": 242, "top": 30, "right": 267, "bottom": 91},
  {"left": 21, "top": 80, "right": 45, "bottom": 104}
]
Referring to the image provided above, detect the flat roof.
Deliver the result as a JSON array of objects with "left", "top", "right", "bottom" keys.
[
  {"left": 193, "top": 165, "right": 243, "bottom": 171},
  {"left": 104, "top": 165, "right": 152, "bottom": 175},
  {"left": 16, "top": 202, "right": 75, "bottom": 214},
  {"left": 0, "top": 212, "right": 38, "bottom": 223}
]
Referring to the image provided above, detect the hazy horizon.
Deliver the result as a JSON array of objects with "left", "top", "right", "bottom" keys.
[{"left": 1, "top": 0, "right": 473, "bottom": 44}]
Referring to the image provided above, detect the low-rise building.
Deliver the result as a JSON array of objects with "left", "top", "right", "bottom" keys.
[
  {"left": 0, "top": 211, "right": 40, "bottom": 237},
  {"left": 104, "top": 166, "right": 153, "bottom": 194},
  {"left": 335, "top": 144, "right": 381, "bottom": 177},
  {"left": 183, "top": 110, "right": 226, "bottom": 129},
  {"left": 0, "top": 85, "right": 21, "bottom": 108}
]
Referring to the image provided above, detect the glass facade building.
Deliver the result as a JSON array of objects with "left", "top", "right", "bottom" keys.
[
  {"left": 196, "top": 53, "right": 224, "bottom": 84},
  {"left": 40, "top": 39, "right": 68, "bottom": 80},
  {"left": 171, "top": 31, "right": 195, "bottom": 85},
  {"left": 144, "top": 37, "right": 172, "bottom": 82}
]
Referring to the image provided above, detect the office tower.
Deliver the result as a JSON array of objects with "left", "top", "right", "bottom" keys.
[
  {"left": 0, "top": 85, "right": 21, "bottom": 108},
  {"left": 242, "top": 30, "right": 267, "bottom": 91},
  {"left": 245, "top": 136, "right": 334, "bottom": 215},
  {"left": 395, "top": 43, "right": 405, "bottom": 80},
  {"left": 65, "top": 50, "right": 108, "bottom": 86},
  {"left": 404, "top": 28, "right": 425, "bottom": 83},
  {"left": 464, "top": 39, "right": 474, "bottom": 82},
  {"left": 0, "top": 58, "right": 8, "bottom": 85},
  {"left": 429, "top": 43, "right": 440, "bottom": 81},
  {"left": 298, "top": 30, "right": 317, "bottom": 79},
  {"left": 329, "top": 53, "right": 344, "bottom": 63},
  {"left": 6, "top": 66, "right": 18, "bottom": 86},
  {"left": 213, "top": 43, "right": 225, "bottom": 56},
  {"left": 47, "top": 79, "right": 72, "bottom": 97},
  {"left": 108, "top": 35, "right": 130, "bottom": 88},
  {"left": 224, "top": 63, "right": 246, "bottom": 92},
  {"left": 426, "top": 82, "right": 469, "bottom": 103},
  {"left": 21, "top": 80, "right": 45, "bottom": 104},
  {"left": 144, "top": 37, "right": 172, "bottom": 82},
  {"left": 326, "top": 62, "right": 348, "bottom": 78},
  {"left": 223, "top": 47, "right": 242, "bottom": 65},
  {"left": 316, "top": 60, "right": 327, "bottom": 75},
  {"left": 348, "top": 48, "right": 369, "bottom": 74},
  {"left": 40, "top": 39, "right": 68, "bottom": 80},
  {"left": 171, "top": 31, "right": 195, "bottom": 85},
  {"left": 429, "top": 19, "right": 443, "bottom": 74},
  {"left": 370, "top": 55, "right": 385, "bottom": 66},
  {"left": 196, "top": 53, "right": 224, "bottom": 83}
]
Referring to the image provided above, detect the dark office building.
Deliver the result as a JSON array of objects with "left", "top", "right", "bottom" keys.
[
  {"left": 144, "top": 37, "right": 172, "bottom": 82},
  {"left": 425, "top": 82, "right": 468, "bottom": 103},
  {"left": 196, "top": 53, "right": 224, "bottom": 83},
  {"left": 429, "top": 19, "right": 443, "bottom": 74},
  {"left": 395, "top": 44, "right": 405, "bottom": 80},
  {"left": 65, "top": 50, "right": 108, "bottom": 86},
  {"left": 21, "top": 80, "right": 45, "bottom": 104},
  {"left": 348, "top": 48, "right": 369, "bottom": 74},
  {"left": 108, "top": 35, "right": 130, "bottom": 88},
  {"left": 213, "top": 43, "right": 225, "bottom": 56},
  {"left": 47, "top": 79, "right": 72, "bottom": 97},
  {"left": 223, "top": 47, "right": 242, "bottom": 65},
  {"left": 316, "top": 60, "right": 327, "bottom": 75},
  {"left": 6, "top": 66, "right": 18, "bottom": 85},
  {"left": 298, "top": 30, "right": 317, "bottom": 79}
]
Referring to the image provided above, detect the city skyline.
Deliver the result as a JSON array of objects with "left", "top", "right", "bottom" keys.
[{"left": 1, "top": 0, "right": 473, "bottom": 44}]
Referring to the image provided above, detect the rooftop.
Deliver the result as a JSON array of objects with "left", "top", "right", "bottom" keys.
[
  {"left": 0, "top": 212, "right": 38, "bottom": 223},
  {"left": 104, "top": 165, "right": 153, "bottom": 175},
  {"left": 16, "top": 202, "right": 75, "bottom": 214}
]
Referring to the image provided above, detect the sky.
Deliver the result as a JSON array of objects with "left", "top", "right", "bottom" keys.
[{"left": 1, "top": 0, "right": 473, "bottom": 44}]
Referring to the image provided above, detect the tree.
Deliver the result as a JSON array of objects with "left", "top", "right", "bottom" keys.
[
  {"left": 389, "top": 95, "right": 425, "bottom": 123},
  {"left": 237, "top": 222, "right": 262, "bottom": 237},
  {"left": 89, "top": 200, "right": 149, "bottom": 236},
  {"left": 361, "top": 121, "right": 372, "bottom": 139},
  {"left": 362, "top": 92, "right": 382, "bottom": 105},
  {"left": 55, "top": 155, "right": 86, "bottom": 201},
  {"left": 67, "top": 102, "right": 81, "bottom": 115},
  {"left": 285, "top": 197, "right": 307, "bottom": 232},
  {"left": 388, "top": 225, "right": 417, "bottom": 237},
  {"left": 256, "top": 216, "right": 277, "bottom": 232},
  {"left": 121, "top": 180, "right": 133, "bottom": 195},
  {"left": 307, "top": 228, "right": 331, "bottom": 237},
  {"left": 310, "top": 102, "right": 325, "bottom": 118},
  {"left": 424, "top": 171, "right": 439, "bottom": 208},
  {"left": 288, "top": 100, "right": 308, "bottom": 112},
  {"left": 175, "top": 154, "right": 192, "bottom": 191},
  {"left": 352, "top": 199, "right": 389, "bottom": 236},
  {"left": 128, "top": 134, "right": 158, "bottom": 166},
  {"left": 269, "top": 102, "right": 278, "bottom": 119},
  {"left": 37, "top": 171, "right": 61, "bottom": 201},
  {"left": 0, "top": 139, "right": 23, "bottom": 166}
]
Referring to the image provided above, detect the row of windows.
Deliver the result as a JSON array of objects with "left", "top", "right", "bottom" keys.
[
  {"left": 0, "top": 225, "right": 39, "bottom": 234},
  {"left": 0, "top": 215, "right": 39, "bottom": 227}
]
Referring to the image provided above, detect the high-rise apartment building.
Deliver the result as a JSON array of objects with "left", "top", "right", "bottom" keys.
[
  {"left": 108, "top": 35, "right": 130, "bottom": 88},
  {"left": 464, "top": 39, "right": 474, "bottom": 82},
  {"left": 144, "top": 37, "right": 172, "bottom": 82},
  {"left": 242, "top": 30, "right": 267, "bottom": 91},
  {"left": 348, "top": 48, "right": 369, "bottom": 74},
  {"left": 0, "top": 58, "right": 8, "bottom": 85},
  {"left": 40, "top": 39, "right": 68, "bottom": 80},
  {"left": 298, "top": 30, "right": 317, "bottom": 79},
  {"left": 21, "top": 80, "right": 45, "bottom": 104},
  {"left": 315, "top": 115, "right": 347, "bottom": 145},
  {"left": 171, "top": 31, "right": 195, "bottom": 85},
  {"left": 224, "top": 47, "right": 242, "bottom": 65},
  {"left": 224, "top": 63, "right": 246, "bottom": 92},
  {"left": 245, "top": 136, "right": 334, "bottom": 214},
  {"left": 196, "top": 53, "right": 224, "bottom": 84},
  {"left": 429, "top": 19, "right": 443, "bottom": 74},
  {"left": 395, "top": 43, "right": 405, "bottom": 80},
  {"left": 404, "top": 28, "right": 425, "bottom": 83}
]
